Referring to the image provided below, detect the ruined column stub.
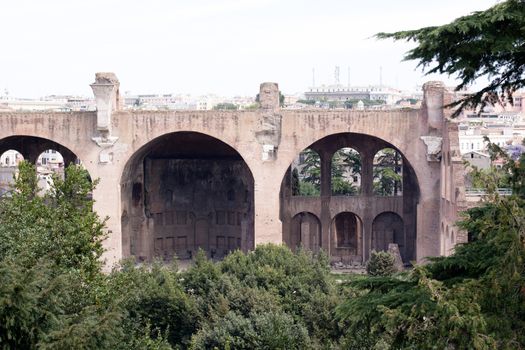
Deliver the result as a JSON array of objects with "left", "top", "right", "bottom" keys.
[
  {"left": 259, "top": 82, "right": 280, "bottom": 110},
  {"left": 256, "top": 82, "right": 282, "bottom": 161},
  {"left": 91, "top": 72, "right": 120, "bottom": 148},
  {"left": 422, "top": 81, "right": 445, "bottom": 133}
]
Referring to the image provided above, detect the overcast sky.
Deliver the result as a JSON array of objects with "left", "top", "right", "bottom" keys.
[{"left": 0, "top": 0, "right": 497, "bottom": 98}]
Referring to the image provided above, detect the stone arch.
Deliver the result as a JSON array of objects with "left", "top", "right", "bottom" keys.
[
  {"left": 280, "top": 132, "right": 420, "bottom": 263},
  {"left": 330, "top": 212, "right": 363, "bottom": 264},
  {"left": 287, "top": 212, "right": 321, "bottom": 253},
  {"left": 37, "top": 149, "right": 64, "bottom": 167},
  {"left": 276, "top": 110, "right": 424, "bottom": 196},
  {"left": 331, "top": 147, "right": 361, "bottom": 196},
  {"left": 120, "top": 131, "right": 255, "bottom": 261},
  {"left": 279, "top": 132, "right": 419, "bottom": 200},
  {"left": 0, "top": 136, "right": 91, "bottom": 197},
  {"left": 0, "top": 135, "right": 80, "bottom": 167},
  {"left": 372, "top": 212, "right": 405, "bottom": 261},
  {"left": 0, "top": 149, "right": 24, "bottom": 167}
]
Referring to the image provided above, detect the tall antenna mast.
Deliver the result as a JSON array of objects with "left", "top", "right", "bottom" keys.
[
  {"left": 312, "top": 68, "right": 316, "bottom": 88},
  {"left": 347, "top": 66, "right": 350, "bottom": 89},
  {"left": 334, "top": 66, "right": 340, "bottom": 85}
]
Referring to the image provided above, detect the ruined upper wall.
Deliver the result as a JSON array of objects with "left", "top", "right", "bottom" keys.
[{"left": 0, "top": 73, "right": 449, "bottom": 265}]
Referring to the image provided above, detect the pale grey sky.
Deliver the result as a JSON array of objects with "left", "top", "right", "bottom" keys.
[{"left": 0, "top": 0, "right": 497, "bottom": 97}]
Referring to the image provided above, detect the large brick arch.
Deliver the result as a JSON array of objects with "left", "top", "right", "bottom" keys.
[
  {"left": 279, "top": 130, "right": 421, "bottom": 263},
  {"left": 0, "top": 134, "right": 95, "bottom": 177},
  {"left": 276, "top": 130, "right": 421, "bottom": 195},
  {"left": 118, "top": 127, "right": 256, "bottom": 186},
  {"left": 0, "top": 77, "right": 450, "bottom": 266},
  {"left": 112, "top": 111, "right": 261, "bottom": 184},
  {"left": 119, "top": 130, "right": 256, "bottom": 261},
  {"left": 274, "top": 110, "right": 426, "bottom": 199}
]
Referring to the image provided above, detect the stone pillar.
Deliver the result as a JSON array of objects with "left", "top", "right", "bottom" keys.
[
  {"left": 416, "top": 82, "right": 446, "bottom": 262},
  {"left": 363, "top": 211, "right": 374, "bottom": 262},
  {"left": 91, "top": 72, "right": 120, "bottom": 147},
  {"left": 319, "top": 150, "right": 332, "bottom": 254},
  {"left": 259, "top": 82, "right": 280, "bottom": 110},
  {"left": 253, "top": 168, "right": 283, "bottom": 246},
  {"left": 256, "top": 82, "right": 281, "bottom": 161},
  {"left": 320, "top": 200, "right": 331, "bottom": 254},
  {"left": 423, "top": 81, "right": 445, "bottom": 134},
  {"left": 361, "top": 150, "right": 374, "bottom": 196},
  {"left": 280, "top": 167, "right": 292, "bottom": 246},
  {"left": 26, "top": 152, "right": 39, "bottom": 165},
  {"left": 92, "top": 163, "right": 123, "bottom": 270},
  {"left": 319, "top": 150, "right": 332, "bottom": 197}
]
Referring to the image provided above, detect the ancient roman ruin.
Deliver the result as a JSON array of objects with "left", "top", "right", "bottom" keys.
[{"left": 0, "top": 73, "right": 466, "bottom": 267}]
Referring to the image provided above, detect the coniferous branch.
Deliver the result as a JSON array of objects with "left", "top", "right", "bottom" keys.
[{"left": 377, "top": 0, "right": 525, "bottom": 117}]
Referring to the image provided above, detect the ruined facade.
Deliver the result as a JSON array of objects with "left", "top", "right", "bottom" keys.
[{"left": 0, "top": 73, "right": 466, "bottom": 267}]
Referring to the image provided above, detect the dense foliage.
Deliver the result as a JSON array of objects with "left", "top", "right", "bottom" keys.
[
  {"left": 331, "top": 148, "right": 361, "bottom": 196},
  {"left": 0, "top": 165, "right": 348, "bottom": 348},
  {"left": 337, "top": 141, "right": 525, "bottom": 349},
  {"left": 365, "top": 250, "right": 397, "bottom": 277},
  {"left": 373, "top": 148, "right": 403, "bottom": 196},
  {"left": 2, "top": 142, "right": 525, "bottom": 349},
  {"left": 292, "top": 147, "right": 362, "bottom": 196}
]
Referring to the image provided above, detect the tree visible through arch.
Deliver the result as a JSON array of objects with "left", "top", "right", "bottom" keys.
[
  {"left": 331, "top": 147, "right": 361, "bottom": 196},
  {"left": 373, "top": 148, "right": 403, "bottom": 196},
  {"left": 291, "top": 148, "right": 321, "bottom": 196}
]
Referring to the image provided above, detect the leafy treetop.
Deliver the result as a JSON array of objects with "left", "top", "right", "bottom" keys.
[{"left": 377, "top": 0, "right": 525, "bottom": 116}]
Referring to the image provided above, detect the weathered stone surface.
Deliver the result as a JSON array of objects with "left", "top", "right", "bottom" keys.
[
  {"left": 94, "top": 72, "right": 120, "bottom": 85},
  {"left": 255, "top": 111, "right": 282, "bottom": 161},
  {"left": 256, "top": 83, "right": 282, "bottom": 161},
  {"left": 387, "top": 243, "right": 404, "bottom": 271},
  {"left": 91, "top": 73, "right": 121, "bottom": 142},
  {"left": 0, "top": 73, "right": 466, "bottom": 268},
  {"left": 259, "top": 82, "right": 279, "bottom": 110},
  {"left": 139, "top": 158, "right": 253, "bottom": 260},
  {"left": 420, "top": 135, "right": 443, "bottom": 162}
]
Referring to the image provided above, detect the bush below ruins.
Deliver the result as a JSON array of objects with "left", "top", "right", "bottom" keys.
[{"left": 1, "top": 160, "right": 525, "bottom": 349}]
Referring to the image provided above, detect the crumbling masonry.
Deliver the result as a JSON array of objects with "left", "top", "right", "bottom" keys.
[{"left": 0, "top": 73, "right": 466, "bottom": 267}]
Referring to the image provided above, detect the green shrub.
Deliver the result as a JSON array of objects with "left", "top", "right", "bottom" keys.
[
  {"left": 366, "top": 251, "right": 396, "bottom": 277},
  {"left": 190, "top": 311, "right": 311, "bottom": 350}
]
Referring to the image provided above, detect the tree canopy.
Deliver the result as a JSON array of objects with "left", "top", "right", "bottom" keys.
[{"left": 377, "top": 0, "right": 525, "bottom": 116}]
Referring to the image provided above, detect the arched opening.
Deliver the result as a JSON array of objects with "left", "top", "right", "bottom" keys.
[
  {"left": 0, "top": 136, "right": 79, "bottom": 167},
  {"left": 331, "top": 147, "right": 361, "bottom": 196},
  {"left": 120, "top": 132, "right": 254, "bottom": 262},
  {"left": 331, "top": 212, "right": 363, "bottom": 264},
  {"left": 0, "top": 149, "right": 23, "bottom": 167},
  {"left": 373, "top": 148, "right": 403, "bottom": 196},
  {"left": 0, "top": 150, "right": 24, "bottom": 195},
  {"left": 291, "top": 148, "right": 321, "bottom": 196},
  {"left": 372, "top": 212, "right": 405, "bottom": 260},
  {"left": 289, "top": 212, "right": 321, "bottom": 252},
  {"left": 281, "top": 132, "right": 419, "bottom": 264},
  {"left": 36, "top": 149, "right": 66, "bottom": 192},
  {"left": 0, "top": 136, "right": 86, "bottom": 195},
  {"left": 37, "top": 149, "right": 64, "bottom": 169}
]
